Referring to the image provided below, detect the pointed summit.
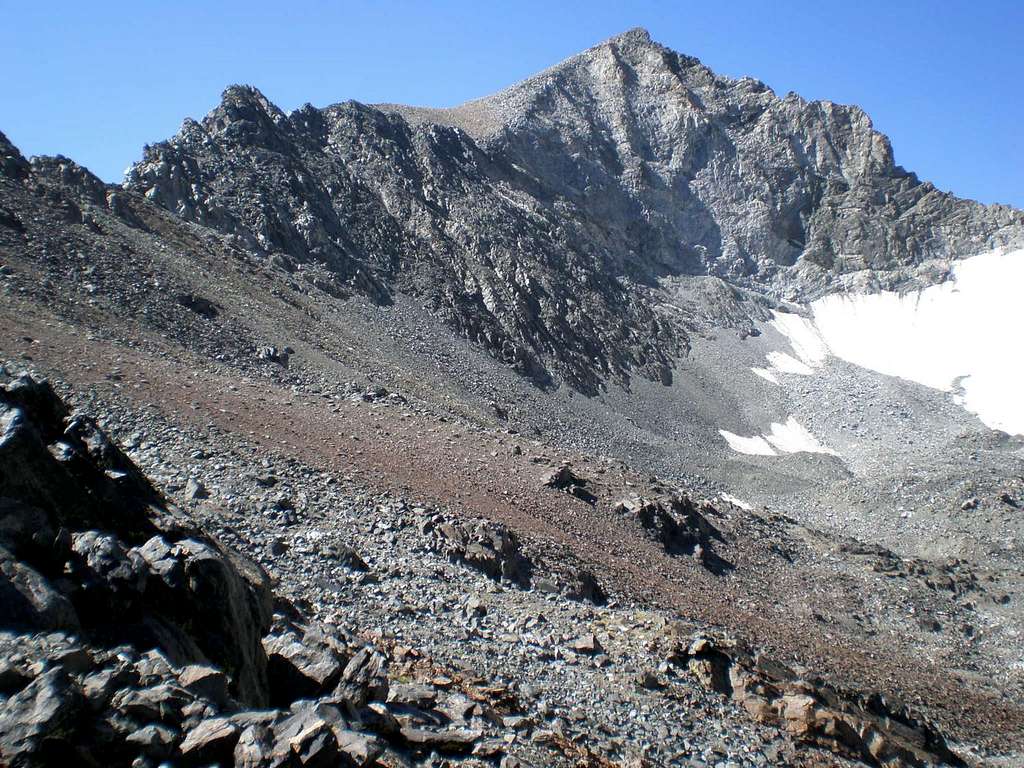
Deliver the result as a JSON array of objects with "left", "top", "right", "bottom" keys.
[
  {"left": 196, "top": 83, "right": 290, "bottom": 145},
  {"left": 604, "top": 26, "right": 654, "bottom": 46},
  {"left": 217, "top": 84, "right": 285, "bottom": 120}
]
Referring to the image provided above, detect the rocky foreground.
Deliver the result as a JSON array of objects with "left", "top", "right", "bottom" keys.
[{"left": 0, "top": 371, "right": 975, "bottom": 766}]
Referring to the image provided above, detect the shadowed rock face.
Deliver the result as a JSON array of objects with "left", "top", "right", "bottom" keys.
[
  {"left": 122, "top": 29, "right": 1023, "bottom": 394},
  {"left": 0, "top": 376, "right": 506, "bottom": 766},
  {"left": 0, "top": 373, "right": 273, "bottom": 706}
]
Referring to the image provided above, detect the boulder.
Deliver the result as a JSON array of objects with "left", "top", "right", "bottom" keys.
[
  {"left": 620, "top": 494, "right": 733, "bottom": 574},
  {"left": 234, "top": 723, "right": 276, "bottom": 768},
  {"left": 179, "top": 717, "right": 240, "bottom": 765},
  {"left": 271, "top": 708, "right": 345, "bottom": 767},
  {"left": 337, "top": 647, "right": 389, "bottom": 708},
  {"left": 124, "top": 723, "right": 180, "bottom": 758},
  {"left": 430, "top": 516, "right": 533, "bottom": 587},
  {"left": 399, "top": 726, "right": 482, "bottom": 753},
  {"left": 674, "top": 633, "right": 966, "bottom": 767},
  {"left": 0, "top": 668, "right": 84, "bottom": 764},
  {"left": 387, "top": 682, "right": 438, "bottom": 709},
  {"left": 178, "top": 664, "right": 231, "bottom": 708},
  {"left": 0, "top": 546, "right": 80, "bottom": 631},
  {"left": 571, "top": 634, "right": 603, "bottom": 655},
  {"left": 263, "top": 624, "right": 347, "bottom": 706},
  {"left": 540, "top": 464, "right": 596, "bottom": 503}
]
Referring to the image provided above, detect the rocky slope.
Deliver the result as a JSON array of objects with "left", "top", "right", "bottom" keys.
[
  {"left": 0, "top": 371, "right": 982, "bottom": 767},
  {"left": 2, "top": 26, "right": 1024, "bottom": 768},
  {"left": 124, "top": 28, "right": 1024, "bottom": 392}
]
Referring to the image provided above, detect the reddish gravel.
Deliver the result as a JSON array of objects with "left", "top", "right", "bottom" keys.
[{"left": 2, "top": 298, "right": 1022, "bottom": 751}]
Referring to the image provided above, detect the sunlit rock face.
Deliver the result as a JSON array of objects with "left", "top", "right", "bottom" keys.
[{"left": 122, "top": 29, "right": 1024, "bottom": 394}]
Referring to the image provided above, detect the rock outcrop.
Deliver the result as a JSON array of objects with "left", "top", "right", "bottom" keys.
[
  {"left": 0, "top": 374, "right": 507, "bottom": 766},
  {"left": 122, "top": 29, "right": 1024, "bottom": 393},
  {"left": 673, "top": 633, "right": 964, "bottom": 767},
  {"left": 617, "top": 494, "right": 733, "bottom": 573}
]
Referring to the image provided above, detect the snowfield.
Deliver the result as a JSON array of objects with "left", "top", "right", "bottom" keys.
[{"left": 765, "top": 248, "right": 1024, "bottom": 436}]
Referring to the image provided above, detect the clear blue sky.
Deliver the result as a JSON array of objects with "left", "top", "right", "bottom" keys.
[{"left": 2, "top": 1, "right": 1021, "bottom": 207}]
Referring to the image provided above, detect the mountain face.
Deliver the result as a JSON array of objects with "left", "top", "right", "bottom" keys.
[
  {"left": 4, "top": 29, "right": 1024, "bottom": 766},
  {"left": 124, "top": 28, "right": 1023, "bottom": 393}
]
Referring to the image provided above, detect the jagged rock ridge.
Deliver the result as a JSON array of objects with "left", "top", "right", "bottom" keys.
[{"left": 123, "top": 28, "right": 1023, "bottom": 393}]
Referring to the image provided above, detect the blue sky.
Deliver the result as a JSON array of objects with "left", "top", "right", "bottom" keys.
[{"left": 2, "top": 1, "right": 1020, "bottom": 206}]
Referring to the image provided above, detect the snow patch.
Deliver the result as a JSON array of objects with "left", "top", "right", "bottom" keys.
[
  {"left": 718, "top": 430, "right": 777, "bottom": 456},
  {"left": 751, "top": 249, "right": 1024, "bottom": 436},
  {"left": 751, "top": 367, "right": 780, "bottom": 385},
  {"left": 765, "top": 351, "right": 814, "bottom": 376},
  {"left": 720, "top": 417, "right": 837, "bottom": 457},
  {"left": 765, "top": 417, "right": 838, "bottom": 455},
  {"left": 811, "top": 248, "right": 1024, "bottom": 435},
  {"left": 750, "top": 310, "right": 827, "bottom": 382},
  {"left": 770, "top": 311, "right": 827, "bottom": 367}
]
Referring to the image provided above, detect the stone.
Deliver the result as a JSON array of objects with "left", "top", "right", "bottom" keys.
[
  {"left": 125, "top": 723, "right": 179, "bottom": 757},
  {"left": 0, "top": 659, "right": 30, "bottom": 694},
  {"left": 638, "top": 670, "right": 662, "bottom": 690},
  {"left": 677, "top": 633, "right": 965, "bottom": 767},
  {"left": 184, "top": 478, "right": 209, "bottom": 500},
  {"left": 571, "top": 634, "right": 603, "bottom": 655},
  {"left": 399, "top": 726, "right": 482, "bottom": 753},
  {"left": 136, "top": 535, "right": 185, "bottom": 588},
  {"left": 0, "top": 668, "right": 84, "bottom": 762},
  {"left": 178, "top": 664, "right": 230, "bottom": 707},
  {"left": 234, "top": 723, "right": 275, "bottom": 768},
  {"left": 271, "top": 709, "right": 342, "bottom": 767},
  {"left": 179, "top": 717, "right": 240, "bottom": 765},
  {"left": 0, "top": 547, "right": 80, "bottom": 630},
  {"left": 321, "top": 542, "right": 368, "bottom": 571},
  {"left": 70, "top": 530, "right": 148, "bottom": 596},
  {"left": 81, "top": 666, "right": 137, "bottom": 711},
  {"left": 268, "top": 536, "right": 288, "bottom": 556},
  {"left": 430, "top": 517, "right": 533, "bottom": 587},
  {"left": 387, "top": 682, "right": 437, "bottom": 709},
  {"left": 263, "top": 625, "right": 346, "bottom": 706},
  {"left": 540, "top": 465, "right": 596, "bottom": 503},
  {"left": 51, "top": 646, "right": 94, "bottom": 674},
  {"left": 334, "top": 728, "right": 385, "bottom": 767},
  {"left": 112, "top": 683, "right": 194, "bottom": 726},
  {"left": 338, "top": 647, "right": 389, "bottom": 707}
]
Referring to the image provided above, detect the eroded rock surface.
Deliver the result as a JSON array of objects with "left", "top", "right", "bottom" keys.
[{"left": 119, "top": 32, "right": 1024, "bottom": 393}]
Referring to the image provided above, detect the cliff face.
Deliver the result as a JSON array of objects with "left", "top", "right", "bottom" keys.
[
  {"left": 421, "top": 29, "right": 1023, "bottom": 283},
  {"left": 122, "top": 28, "right": 1023, "bottom": 392}
]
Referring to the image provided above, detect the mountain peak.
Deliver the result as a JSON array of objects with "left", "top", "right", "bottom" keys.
[
  {"left": 216, "top": 84, "right": 285, "bottom": 122},
  {"left": 603, "top": 26, "right": 654, "bottom": 47}
]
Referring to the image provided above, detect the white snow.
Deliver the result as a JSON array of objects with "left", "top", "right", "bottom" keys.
[
  {"left": 751, "top": 367, "right": 780, "bottom": 385},
  {"left": 770, "top": 311, "right": 828, "bottom": 367},
  {"left": 719, "top": 493, "right": 753, "bottom": 511},
  {"left": 719, "top": 417, "right": 837, "bottom": 457},
  {"left": 765, "top": 351, "right": 814, "bottom": 376},
  {"left": 749, "top": 310, "right": 827, "bottom": 380},
  {"left": 764, "top": 417, "right": 838, "bottom": 455},
  {"left": 750, "top": 248, "right": 1024, "bottom": 436},
  {"left": 811, "top": 248, "right": 1024, "bottom": 435},
  {"left": 718, "top": 430, "right": 777, "bottom": 456}
]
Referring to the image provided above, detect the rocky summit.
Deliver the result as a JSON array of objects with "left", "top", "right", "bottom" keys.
[
  {"left": 2, "top": 27, "right": 1024, "bottom": 768},
  {"left": 122, "top": 28, "right": 1023, "bottom": 393}
]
